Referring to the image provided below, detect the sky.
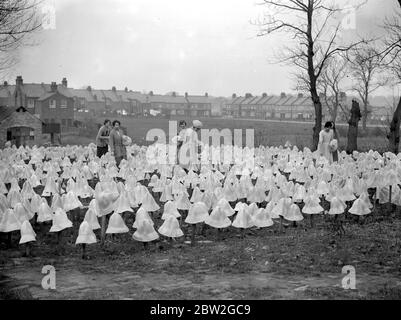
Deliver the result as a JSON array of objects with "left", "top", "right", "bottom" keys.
[{"left": 5, "top": 0, "right": 400, "bottom": 97}]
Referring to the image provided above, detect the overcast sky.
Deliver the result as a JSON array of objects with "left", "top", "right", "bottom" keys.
[{"left": 7, "top": 0, "right": 400, "bottom": 97}]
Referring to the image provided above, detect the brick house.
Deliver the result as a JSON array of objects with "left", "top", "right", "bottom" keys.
[
  {"left": 35, "top": 82, "right": 74, "bottom": 129},
  {"left": 0, "top": 76, "right": 75, "bottom": 131},
  {"left": 185, "top": 93, "right": 212, "bottom": 117},
  {"left": 0, "top": 106, "right": 43, "bottom": 147},
  {"left": 147, "top": 92, "right": 189, "bottom": 116},
  {"left": 223, "top": 94, "right": 245, "bottom": 117}
]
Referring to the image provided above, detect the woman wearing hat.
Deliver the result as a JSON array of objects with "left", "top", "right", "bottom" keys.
[
  {"left": 176, "top": 120, "right": 187, "bottom": 162},
  {"left": 179, "top": 120, "right": 202, "bottom": 171},
  {"left": 318, "top": 121, "right": 334, "bottom": 163},
  {"left": 109, "top": 120, "right": 127, "bottom": 167}
]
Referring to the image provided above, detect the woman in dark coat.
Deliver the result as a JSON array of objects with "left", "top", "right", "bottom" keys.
[
  {"left": 109, "top": 120, "right": 127, "bottom": 167},
  {"left": 331, "top": 121, "right": 339, "bottom": 162}
]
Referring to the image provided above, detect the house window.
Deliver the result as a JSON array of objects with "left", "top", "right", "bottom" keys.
[
  {"left": 27, "top": 99, "right": 35, "bottom": 108},
  {"left": 62, "top": 119, "right": 66, "bottom": 126},
  {"left": 49, "top": 99, "right": 56, "bottom": 108},
  {"left": 68, "top": 119, "right": 72, "bottom": 127},
  {"left": 60, "top": 99, "right": 67, "bottom": 108},
  {"left": 51, "top": 118, "right": 55, "bottom": 123},
  {"left": 280, "top": 113, "right": 285, "bottom": 119}
]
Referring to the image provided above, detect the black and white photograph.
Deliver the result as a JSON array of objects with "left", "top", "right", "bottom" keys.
[{"left": 0, "top": 0, "right": 401, "bottom": 304}]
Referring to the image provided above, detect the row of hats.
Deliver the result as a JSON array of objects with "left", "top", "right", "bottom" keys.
[{"left": 2, "top": 189, "right": 376, "bottom": 248}]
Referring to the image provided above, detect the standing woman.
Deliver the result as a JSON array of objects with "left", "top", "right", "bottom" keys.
[
  {"left": 177, "top": 120, "right": 187, "bottom": 164},
  {"left": 318, "top": 121, "right": 334, "bottom": 163},
  {"left": 96, "top": 119, "right": 111, "bottom": 158},
  {"left": 109, "top": 120, "right": 127, "bottom": 167},
  {"left": 330, "top": 121, "right": 339, "bottom": 162}
]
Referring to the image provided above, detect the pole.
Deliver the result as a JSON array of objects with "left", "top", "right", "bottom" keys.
[{"left": 101, "top": 215, "right": 106, "bottom": 246}]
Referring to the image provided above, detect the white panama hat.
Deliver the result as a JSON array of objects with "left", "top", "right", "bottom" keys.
[{"left": 192, "top": 120, "right": 203, "bottom": 128}]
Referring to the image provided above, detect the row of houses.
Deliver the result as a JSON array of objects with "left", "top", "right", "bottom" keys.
[
  {"left": 0, "top": 76, "right": 226, "bottom": 119},
  {"left": 223, "top": 92, "right": 395, "bottom": 123},
  {"left": 72, "top": 87, "right": 225, "bottom": 117},
  {"left": 224, "top": 92, "right": 318, "bottom": 120},
  {"left": 0, "top": 75, "right": 397, "bottom": 148}
]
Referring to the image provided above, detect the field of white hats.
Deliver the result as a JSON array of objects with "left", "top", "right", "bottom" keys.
[{"left": 1, "top": 143, "right": 401, "bottom": 298}]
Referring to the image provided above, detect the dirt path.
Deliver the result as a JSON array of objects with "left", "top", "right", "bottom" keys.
[{"left": 2, "top": 264, "right": 400, "bottom": 299}]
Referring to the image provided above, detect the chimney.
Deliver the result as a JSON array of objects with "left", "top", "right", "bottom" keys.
[
  {"left": 262, "top": 92, "right": 267, "bottom": 97},
  {"left": 232, "top": 93, "right": 237, "bottom": 99},
  {"left": 205, "top": 92, "right": 208, "bottom": 97},
  {"left": 87, "top": 86, "right": 92, "bottom": 91},
  {"left": 185, "top": 92, "right": 188, "bottom": 98},
  {"left": 149, "top": 90, "right": 154, "bottom": 96},
  {"left": 16, "top": 76, "right": 23, "bottom": 86},
  {"left": 3, "top": 81, "right": 8, "bottom": 86},
  {"left": 280, "top": 92, "right": 286, "bottom": 98},
  {"left": 298, "top": 93, "right": 303, "bottom": 98},
  {"left": 62, "top": 77, "right": 67, "bottom": 87},
  {"left": 51, "top": 82, "right": 57, "bottom": 92},
  {"left": 245, "top": 93, "right": 252, "bottom": 98},
  {"left": 124, "top": 87, "right": 128, "bottom": 92},
  {"left": 172, "top": 91, "right": 176, "bottom": 97},
  {"left": 94, "top": 94, "right": 97, "bottom": 101},
  {"left": 112, "top": 86, "right": 116, "bottom": 92},
  {"left": 340, "top": 91, "right": 346, "bottom": 100}
]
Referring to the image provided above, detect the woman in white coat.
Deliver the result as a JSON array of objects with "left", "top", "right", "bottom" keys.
[
  {"left": 179, "top": 120, "right": 202, "bottom": 172},
  {"left": 318, "top": 121, "right": 334, "bottom": 163}
]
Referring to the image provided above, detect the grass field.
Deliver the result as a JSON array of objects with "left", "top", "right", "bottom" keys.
[{"left": 69, "top": 115, "right": 389, "bottom": 152}]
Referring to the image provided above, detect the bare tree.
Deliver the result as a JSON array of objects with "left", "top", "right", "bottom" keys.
[
  {"left": 318, "top": 55, "right": 348, "bottom": 124},
  {"left": 254, "top": 0, "right": 367, "bottom": 150},
  {"left": 0, "top": 0, "right": 42, "bottom": 73},
  {"left": 382, "top": 5, "right": 401, "bottom": 153},
  {"left": 346, "top": 44, "right": 387, "bottom": 132}
]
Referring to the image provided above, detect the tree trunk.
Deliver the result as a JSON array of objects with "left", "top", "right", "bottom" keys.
[
  {"left": 388, "top": 97, "right": 401, "bottom": 154},
  {"left": 311, "top": 90, "right": 322, "bottom": 151},
  {"left": 346, "top": 100, "right": 361, "bottom": 154},
  {"left": 306, "top": 3, "right": 321, "bottom": 152}
]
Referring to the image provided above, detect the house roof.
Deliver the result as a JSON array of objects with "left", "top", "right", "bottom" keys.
[
  {"left": 276, "top": 96, "right": 292, "bottom": 106},
  {"left": 37, "top": 89, "right": 73, "bottom": 101},
  {"left": 0, "top": 106, "right": 43, "bottom": 124},
  {"left": 230, "top": 97, "right": 247, "bottom": 105},
  {"left": 257, "top": 95, "right": 274, "bottom": 105},
  {"left": 149, "top": 94, "right": 188, "bottom": 104},
  {"left": 126, "top": 92, "right": 149, "bottom": 103},
  {"left": 37, "top": 92, "right": 57, "bottom": 101},
  {"left": 0, "top": 106, "right": 17, "bottom": 122},
  {"left": 263, "top": 96, "right": 282, "bottom": 105},
  {"left": 115, "top": 90, "right": 132, "bottom": 103},
  {"left": 249, "top": 96, "right": 266, "bottom": 104},
  {"left": 282, "top": 96, "right": 299, "bottom": 106},
  {"left": 91, "top": 90, "right": 106, "bottom": 102},
  {"left": 240, "top": 96, "right": 259, "bottom": 105},
  {"left": 0, "top": 83, "right": 73, "bottom": 99},
  {"left": 186, "top": 95, "right": 212, "bottom": 104},
  {"left": 69, "top": 89, "right": 96, "bottom": 102},
  {"left": 294, "top": 96, "right": 312, "bottom": 106},
  {"left": 102, "top": 90, "right": 120, "bottom": 102}
]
